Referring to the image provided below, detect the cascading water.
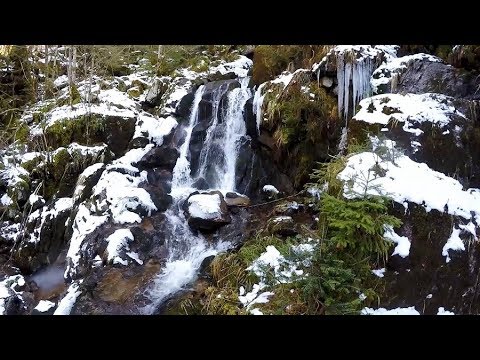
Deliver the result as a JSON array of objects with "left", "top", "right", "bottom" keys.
[
  {"left": 170, "top": 85, "right": 206, "bottom": 194},
  {"left": 144, "top": 78, "right": 252, "bottom": 313}
]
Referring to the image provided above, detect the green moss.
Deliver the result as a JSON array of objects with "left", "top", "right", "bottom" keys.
[
  {"left": 252, "top": 45, "right": 330, "bottom": 86},
  {"left": 263, "top": 79, "right": 340, "bottom": 188},
  {"left": 21, "top": 155, "right": 44, "bottom": 173},
  {"left": 127, "top": 86, "right": 141, "bottom": 98},
  {"left": 15, "top": 122, "right": 30, "bottom": 143},
  {"left": 51, "top": 148, "right": 72, "bottom": 180},
  {"left": 44, "top": 114, "right": 105, "bottom": 149}
]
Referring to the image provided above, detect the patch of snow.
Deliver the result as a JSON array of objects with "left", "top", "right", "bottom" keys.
[
  {"left": 384, "top": 225, "right": 411, "bottom": 258},
  {"left": 53, "top": 75, "right": 69, "bottom": 88},
  {"left": 442, "top": 227, "right": 465, "bottom": 263},
  {"left": 105, "top": 229, "right": 134, "bottom": 265},
  {"left": 272, "top": 216, "right": 292, "bottom": 223},
  {"left": 437, "top": 307, "right": 455, "bottom": 315},
  {"left": 0, "top": 275, "right": 26, "bottom": 315},
  {"left": 27, "top": 198, "right": 73, "bottom": 244},
  {"left": 187, "top": 193, "right": 222, "bottom": 219},
  {"left": 0, "top": 223, "right": 20, "bottom": 242},
  {"left": 134, "top": 114, "right": 178, "bottom": 146},
  {"left": 250, "top": 308, "right": 264, "bottom": 315},
  {"left": 54, "top": 281, "right": 82, "bottom": 315},
  {"left": 338, "top": 146, "right": 480, "bottom": 224},
  {"left": 126, "top": 251, "right": 143, "bottom": 265},
  {"left": 34, "top": 300, "right": 56, "bottom": 312},
  {"left": 372, "top": 268, "right": 386, "bottom": 278},
  {"left": 65, "top": 203, "right": 109, "bottom": 277},
  {"left": 361, "top": 306, "right": 420, "bottom": 315},
  {"left": 354, "top": 93, "right": 464, "bottom": 131},
  {"left": 1, "top": 193, "right": 12, "bottom": 206},
  {"left": 262, "top": 185, "right": 279, "bottom": 194},
  {"left": 371, "top": 53, "right": 442, "bottom": 93},
  {"left": 97, "top": 88, "right": 137, "bottom": 110}
]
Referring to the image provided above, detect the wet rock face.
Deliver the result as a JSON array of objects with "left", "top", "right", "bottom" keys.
[
  {"left": 381, "top": 202, "right": 480, "bottom": 314},
  {"left": 235, "top": 140, "right": 294, "bottom": 201},
  {"left": 136, "top": 145, "right": 179, "bottom": 171},
  {"left": 13, "top": 199, "right": 72, "bottom": 274},
  {"left": 104, "top": 116, "right": 137, "bottom": 156},
  {"left": 71, "top": 259, "right": 162, "bottom": 315},
  {"left": 394, "top": 59, "right": 480, "bottom": 100}
]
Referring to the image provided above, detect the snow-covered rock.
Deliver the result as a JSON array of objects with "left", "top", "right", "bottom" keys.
[{"left": 186, "top": 191, "right": 231, "bottom": 231}]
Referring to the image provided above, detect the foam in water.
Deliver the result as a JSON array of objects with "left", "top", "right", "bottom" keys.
[{"left": 144, "top": 78, "right": 251, "bottom": 313}]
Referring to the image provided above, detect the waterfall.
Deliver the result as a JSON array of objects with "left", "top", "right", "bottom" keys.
[
  {"left": 171, "top": 85, "right": 205, "bottom": 196},
  {"left": 143, "top": 78, "right": 252, "bottom": 313}
]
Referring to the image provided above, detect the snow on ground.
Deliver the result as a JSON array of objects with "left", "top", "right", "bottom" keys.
[
  {"left": 66, "top": 142, "right": 107, "bottom": 157},
  {"left": 371, "top": 53, "right": 442, "bottom": 93},
  {"left": 188, "top": 193, "right": 222, "bottom": 219},
  {"left": 97, "top": 88, "right": 137, "bottom": 110},
  {"left": 105, "top": 229, "right": 135, "bottom": 266},
  {"left": 30, "top": 102, "right": 137, "bottom": 137},
  {"left": 239, "top": 242, "right": 317, "bottom": 314},
  {"left": 338, "top": 146, "right": 480, "bottom": 224},
  {"left": 384, "top": 225, "right": 411, "bottom": 258},
  {"left": 437, "top": 307, "right": 455, "bottom": 315},
  {"left": 354, "top": 93, "right": 464, "bottom": 132},
  {"left": 54, "top": 281, "right": 82, "bottom": 315},
  {"left": 134, "top": 114, "right": 178, "bottom": 146},
  {"left": 53, "top": 75, "right": 69, "bottom": 88},
  {"left": 177, "top": 55, "right": 252, "bottom": 80},
  {"left": 262, "top": 185, "right": 279, "bottom": 194},
  {"left": 361, "top": 306, "right": 420, "bottom": 315},
  {"left": 34, "top": 300, "right": 56, "bottom": 312}
]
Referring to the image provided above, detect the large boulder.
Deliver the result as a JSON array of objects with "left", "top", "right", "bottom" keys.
[
  {"left": 395, "top": 58, "right": 480, "bottom": 100},
  {"left": 142, "top": 78, "right": 169, "bottom": 108},
  {"left": 349, "top": 93, "right": 480, "bottom": 189},
  {"left": 13, "top": 198, "right": 73, "bottom": 273},
  {"left": 185, "top": 191, "right": 231, "bottom": 231},
  {"left": 136, "top": 145, "right": 179, "bottom": 171}
]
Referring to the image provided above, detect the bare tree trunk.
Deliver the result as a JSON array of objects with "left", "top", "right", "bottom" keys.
[{"left": 72, "top": 46, "right": 77, "bottom": 84}]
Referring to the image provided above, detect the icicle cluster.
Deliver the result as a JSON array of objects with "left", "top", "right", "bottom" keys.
[
  {"left": 252, "top": 83, "right": 267, "bottom": 132},
  {"left": 336, "top": 52, "right": 374, "bottom": 121}
]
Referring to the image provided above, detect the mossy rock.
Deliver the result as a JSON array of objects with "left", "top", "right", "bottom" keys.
[
  {"left": 449, "top": 45, "right": 480, "bottom": 71},
  {"left": 44, "top": 114, "right": 135, "bottom": 156},
  {"left": 127, "top": 86, "right": 142, "bottom": 98}
]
